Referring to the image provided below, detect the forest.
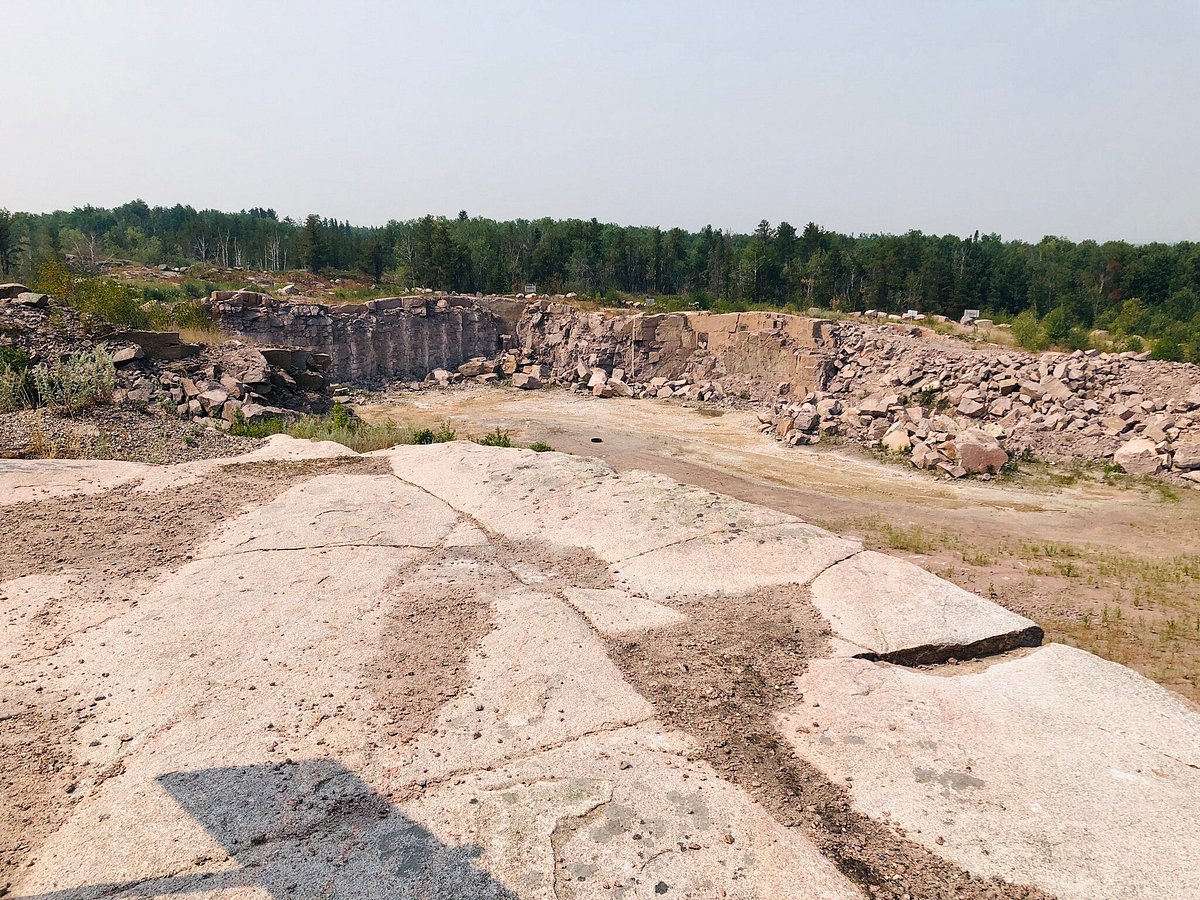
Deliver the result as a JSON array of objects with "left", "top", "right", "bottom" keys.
[{"left": 1, "top": 200, "right": 1199, "bottom": 361}]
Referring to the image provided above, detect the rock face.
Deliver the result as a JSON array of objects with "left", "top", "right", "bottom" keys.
[
  {"left": 209, "top": 291, "right": 510, "bottom": 382},
  {"left": 201, "top": 293, "right": 1200, "bottom": 479},
  {"left": 4, "top": 439, "right": 1199, "bottom": 899},
  {"left": 516, "top": 301, "right": 836, "bottom": 401}
]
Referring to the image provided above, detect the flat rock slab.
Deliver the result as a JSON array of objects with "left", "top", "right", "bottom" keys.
[
  {"left": 136, "top": 433, "right": 357, "bottom": 491},
  {"left": 383, "top": 443, "right": 858, "bottom": 599},
  {"left": 811, "top": 550, "right": 1043, "bottom": 663},
  {"left": 0, "top": 458, "right": 149, "bottom": 505},
  {"left": 379, "top": 442, "right": 794, "bottom": 562},
  {"left": 782, "top": 645, "right": 1200, "bottom": 900},
  {"left": 9, "top": 440, "right": 1200, "bottom": 900},
  {"left": 195, "top": 473, "right": 460, "bottom": 557}
]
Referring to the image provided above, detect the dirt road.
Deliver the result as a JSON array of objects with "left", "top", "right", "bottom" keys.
[{"left": 360, "top": 387, "right": 1200, "bottom": 702}]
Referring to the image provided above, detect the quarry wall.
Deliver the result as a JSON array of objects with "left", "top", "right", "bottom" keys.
[
  {"left": 517, "top": 301, "right": 837, "bottom": 399},
  {"left": 209, "top": 292, "right": 836, "bottom": 398},
  {"left": 208, "top": 291, "right": 511, "bottom": 381}
]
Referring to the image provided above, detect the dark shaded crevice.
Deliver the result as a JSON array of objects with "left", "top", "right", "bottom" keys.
[{"left": 855, "top": 624, "right": 1045, "bottom": 668}]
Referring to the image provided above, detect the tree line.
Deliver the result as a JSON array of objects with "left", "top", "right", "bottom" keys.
[{"left": 1, "top": 200, "right": 1199, "bottom": 360}]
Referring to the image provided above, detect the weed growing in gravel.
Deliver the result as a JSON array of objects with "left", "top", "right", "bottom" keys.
[
  {"left": 879, "top": 523, "right": 938, "bottom": 554},
  {"left": 530, "top": 441, "right": 554, "bottom": 452},
  {"left": 29, "top": 347, "right": 116, "bottom": 414},
  {"left": 474, "top": 427, "right": 512, "bottom": 448}
]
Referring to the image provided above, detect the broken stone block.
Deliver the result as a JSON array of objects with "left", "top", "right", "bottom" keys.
[
  {"left": 952, "top": 429, "right": 1008, "bottom": 475},
  {"left": 1114, "top": 438, "right": 1161, "bottom": 475},
  {"left": 112, "top": 346, "right": 145, "bottom": 365}
]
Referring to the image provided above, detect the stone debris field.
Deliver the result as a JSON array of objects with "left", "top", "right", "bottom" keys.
[{"left": 3, "top": 437, "right": 1199, "bottom": 899}]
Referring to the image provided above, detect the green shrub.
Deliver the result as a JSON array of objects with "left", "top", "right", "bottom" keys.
[
  {"left": 0, "top": 363, "right": 32, "bottom": 412},
  {"left": 172, "top": 299, "right": 212, "bottom": 330},
  {"left": 182, "top": 280, "right": 218, "bottom": 300},
  {"left": 412, "top": 427, "right": 436, "bottom": 444},
  {"left": 29, "top": 347, "right": 116, "bottom": 414},
  {"left": 37, "top": 260, "right": 214, "bottom": 333},
  {"left": 432, "top": 420, "right": 457, "bottom": 442},
  {"left": 474, "top": 427, "right": 512, "bottom": 448},
  {"left": 0, "top": 346, "right": 31, "bottom": 371},
  {"left": 529, "top": 441, "right": 554, "bottom": 452},
  {"left": 1011, "top": 310, "right": 1049, "bottom": 351}
]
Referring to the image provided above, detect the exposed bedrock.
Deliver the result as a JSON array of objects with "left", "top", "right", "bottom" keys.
[
  {"left": 208, "top": 291, "right": 512, "bottom": 382},
  {"left": 209, "top": 291, "right": 836, "bottom": 397}
]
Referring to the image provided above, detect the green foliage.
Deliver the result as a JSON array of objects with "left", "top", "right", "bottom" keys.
[
  {"left": 529, "top": 441, "right": 554, "bottom": 452},
  {"left": 0, "top": 346, "right": 31, "bottom": 371},
  {"left": 412, "top": 420, "right": 458, "bottom": 444},
  {"left": 474, "top": 427, "right": 512, "bottom": 447},
  {"left": 7, "top": 201, "right": 1200, "bottom": 348},
  {"left": 28, "top": 347, "right": 116, "bottom": 414},
  {"left": 37, "top": 259, "right": 149, "bottom": 329},
  {"left": 230, "top": 407, "right": 457, "bottom": 453},
  {"left": 0, "top": 363, "right": 32, "bottom": 412},
  {"left": 36, "top": 260, "right": 214, "bottom": 332},
  {"left": 1011, "top": 309, "right": 1049, "bottom": 351}
]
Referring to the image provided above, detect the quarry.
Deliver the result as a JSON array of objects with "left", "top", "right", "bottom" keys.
[{"left": 3, "top": 286, "right": 1200, "bottom": 899}]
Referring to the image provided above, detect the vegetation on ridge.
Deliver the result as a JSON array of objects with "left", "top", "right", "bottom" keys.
[{"left": 2, "top": 202, "right": 1200, "bottom": 360}]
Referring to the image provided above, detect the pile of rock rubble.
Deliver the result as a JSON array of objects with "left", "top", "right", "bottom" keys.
[
  {"left": 762, "top": 322, "right": 1200, "bottom": 480},
  {"left": 1, "top": 283, "right": 331, "bottom": 430}
]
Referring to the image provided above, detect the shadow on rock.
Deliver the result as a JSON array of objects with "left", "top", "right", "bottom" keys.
[{"left": 17, "top": 759, "right": 515, "bottom": 900}]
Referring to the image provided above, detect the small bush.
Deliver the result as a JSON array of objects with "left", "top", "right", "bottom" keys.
[
  {"left": 173, "top": 299, "right": 212, "bottom": 330},
  {"left": 0, "top": 347, "right": 31, "bottom": 371},
  {"left": 0, "top": 363, "right": 32, "bottom": 412},
  {"left": 529, "top": 441, "right": 554, "bottom": 452},
  {"left": 474, "top": 427, "right": 512, "bottom": 448},
  {"left": 1011, "top": 310, "right": 1049, "bottom": 352},
  {"left": 29, "top": 347, "right": 116, "bottom": 414}
]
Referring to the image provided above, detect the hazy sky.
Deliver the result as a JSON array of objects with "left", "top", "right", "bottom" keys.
[{"left": 5, "top": 1, "right": 1198, "bottom": 242}]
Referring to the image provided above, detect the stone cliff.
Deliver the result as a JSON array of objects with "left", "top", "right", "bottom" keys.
[{"left": 208, "top": 291, "right": 511, "bottom": 381}]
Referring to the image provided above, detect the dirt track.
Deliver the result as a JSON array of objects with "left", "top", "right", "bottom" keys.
[{"left": 360, "top": 387, "right": 1200, "bottom": 702}]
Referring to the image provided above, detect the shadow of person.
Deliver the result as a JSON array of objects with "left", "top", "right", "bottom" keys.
[{"left": 16, "top": 759, "right": 517, "bottom": 900}]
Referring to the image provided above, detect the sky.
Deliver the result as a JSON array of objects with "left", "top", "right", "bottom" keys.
[{"left": 4, "top": 1, "right": 1198, "bottom": 243}]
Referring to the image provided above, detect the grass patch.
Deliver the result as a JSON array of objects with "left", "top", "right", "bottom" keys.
[
  {"left": 878, "top": 523, "right": 939, "bottom": 554},
  {"left": 229, "top": 404, "right": 460, "bottom": 453}
]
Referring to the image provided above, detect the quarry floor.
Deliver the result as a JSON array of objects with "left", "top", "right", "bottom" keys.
[
  {"left": 360, "top": 386, "right": 1200, "bottom": 704},
  {"left": 5, "top": 435, "right": 1200, "bottom": 899}
]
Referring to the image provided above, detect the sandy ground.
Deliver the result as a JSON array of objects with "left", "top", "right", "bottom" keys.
[{"left": 359, "top": 387, "right": 1200, "bottom": 703}]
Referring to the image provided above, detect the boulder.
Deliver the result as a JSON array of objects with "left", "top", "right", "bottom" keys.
[
  {"left": 0, "top": 283, "right": 30, "bottom": 299},
  {"left": 882, "top": 427, "right": 912, "bottom": 453},
  {"left": 511, "top": 372, "right": 542, "bottom": 390},
  {"left": 952, "top": 429, "right": 1009, "bottom": 475},
  {"left": 1172, "top": 435, "right": 1200, "bottom": 471},
  {"left": 1114, "top": 438, "right": 1161, "bottom": 475},
  {"left": 240, "top": 402, "right": 293, "bottom": 424},
  {"left": 122, "top": 331, "right": 201, "bottom": 361},
  {"left": 111, "top": 346, "right": 145, "bottom": 365},
  {"left": 198, "top": 388, "right": 230, "bottom": 413},
  {"left": 13, "top": 291, "right": 49, "bottom": 308}
]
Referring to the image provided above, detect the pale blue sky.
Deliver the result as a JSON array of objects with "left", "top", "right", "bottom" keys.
[{"left": 5, "top": 1, "right": 1198, "bottom": 242}]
